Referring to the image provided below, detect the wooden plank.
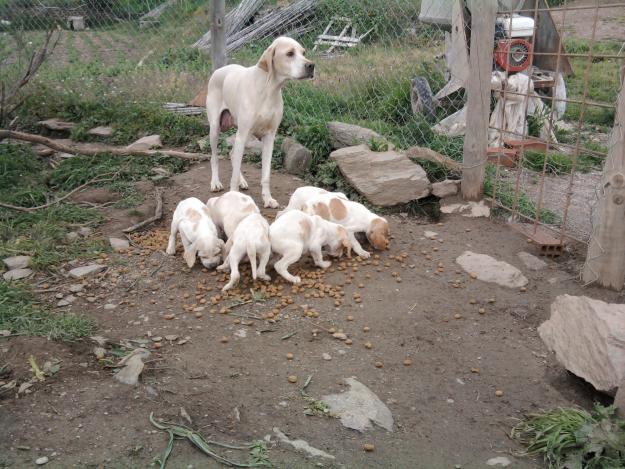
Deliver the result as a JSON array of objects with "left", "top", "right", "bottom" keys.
[
  {"left": 461, "top": 0, "right": 497, "bottom": 200},
  {"left": 211, "top": 0, "right": 226, "bottom": 71},
  {"left": 582, "top": 81, "right": 625, "bottom": 289}
]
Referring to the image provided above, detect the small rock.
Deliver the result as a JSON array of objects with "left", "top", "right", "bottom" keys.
[
  {"left": 93, "top": 347, "right": 106, "bottom": 359},
  {"left": 281, "top": 137, "right": 312, "bottom": 176},
  {"left": 3, "top": 268, "right": 33, "bottom": 281},
  {"left": 322, "top": 353, "right": 332, "bottom": 361},
  {"left": 109, "top": 237, "right": 129, "bottom": 252},
  {"left": 327, "top": 121, "right": 392, "bottom": 150},
  {"left": 431, "top": 179, "right": 460, "bottom": 198},
  {"left": 0, "top": 330, "right": 11, "bottom": 336},
  {"left": 69, "top": 264, "right": 105, "bottom": 279},
  {"left": 126, "top": 135, "right": 162, "bottom": 151},
  {"left": 441, "top": 200, "right": 490, "bottom": 218},
  {"left": 35, "top": 456, "right": 49, "bottom": 465},
  {"left": 456, "top": 251, "right": 528, "bottom": 288},
  {"left": 333, "top": 332, "right": 347, "bottom": 341},
  {"left": 486, "top": 456, "right": 511, "bottom": 467},
  {"left": 66, "top": 231, "right": 79, "bottom": 242},
  {"left": 77, "top": 227, "right": 92, "bottom": 237},
  {"left": 3, "top": 255, "right": 31, "bottom": 270},
  {"left": 164, "top": 334, "right": 179, "bottom": 341},
  {"left": 87, "top": 126, "right": 114, "bottom": 137},
  {"left": 363, "top": 443, "right": 375, "bottom": 452},
  {"left": 68, "top": 284, "right": 84, "bottom": 293},
  {"left": 517, "top": 251, "right": 547, "bottom": 271},
  {"left": 57, "top": 295, "right": 76, "bottom": 307},
  {"left": 103, "top": 304, "right": 117, "bottom": 310},
  {"left": 38, "top": 118, "right": 76, "bottom": 131},
  {"left": 424, "top": 231, "right": 438, "bottom": 240}
]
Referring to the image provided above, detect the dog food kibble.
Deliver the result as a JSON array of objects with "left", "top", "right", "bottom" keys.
[
  {"left": 363, "top": 443, "right": 375, "bottom": 452},
  {"left": 374, "top": 361, "right": 383, "bottom": 368},
  {"left": 478, "top": 308, "right": 486, "bottom": 314},
  {"left": 364, "top": 341, "right": 373, "bottom": 349},
  {"left": 346, "top": 315, "right": 354, "bottom": 321},
  {"left": 396, "top": 277, "right": 402, "bottom": 283},
  {"left": 495, "top": 390, "right": 504, "bottom": 397},
  {"left": 287, "top": 375, "right": 298, "bottom": 384},
  {"left": 286, "top": 353, "right": 294, "bottom": 360},
  {"left": 469, "top": 298, "right": 477, "bottom": 304},
  {"left": 520, "top": 286, "right": 527, "bottom": 292},
  {"left": 345, "top": 339, "right": 353, "bottom": 345},
  {"left": 471, "top": 367, "right": 480, "bottom": 374},
  {"left": 363, "top": 326, "right": 370, "bottom": 332},
  {"left": 220, "top": 336, "right": 229, "bottom": 344},
  {"left": 195, "top": 312, "right": 203, "bottom": 318},
  {"left": 163, "top": 314, "right": 175, "bottom": 320},
  {"left": 469, "top": 272, "right": 478, "bottom": 279},
  {"left": 403, "top": 359, "right": 412, "bottom": 366},
  {"left": 488, "top": 298, "right": 496, "bottom": 303},
  {"left": 454, "top": 313, "right": 462, "bottom": 319},
  {"left": 153, "top": 342, "right": 162, "bottom": 349}
]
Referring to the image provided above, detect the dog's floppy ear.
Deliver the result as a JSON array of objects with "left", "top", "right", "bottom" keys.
[
  {"left": 257, "top": 44, "right": 276, "bottom": 73},
  {"left": 183, "top": 242, "right": 197, "bottom": 268}
]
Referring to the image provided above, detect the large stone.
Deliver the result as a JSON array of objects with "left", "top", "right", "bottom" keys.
[
  {"left": 225, "top": 135, "right": 263, "bottom": 155},
  {"left": 69, "top": 264, "right": 105, "bottom": 279},
  {"left": 456, "top": 251, "right": 528, "bottom": 288},
  {"left": 517, "top": 251, "right": 547, "bottom": 271},
  {"left": 538, "top": 295, "right": 625, "bottom": 393},
  {"left": 615, "top": 382, "right": 625, "bottom": 418},
  {"left": 322, "top": 377, "right": 394, "bottom": 432},
  {"left": 281, "top": 138, "right": 312, "bottom": 176},
  {"left": 327, "top": 122, "right": 393, "bottom": 150},
  {"left": 3, "top": 268, "right": 33, "bottom": 281},
  {"left": 330, "top": 145, "right": 430, "bottom": 206},
  {"left": 126, "top": 135, "right": 162, "bottom": 151},
  {"left": 87, "top": 126, "right": 114, "bottom": 137},
  {"left": 3, "top": 255, "right": 31, "bottom": 270},
  {"left": 431, "top": 179, "right": 460, "bottom": 198},
  {"left": 441, "top": 200, "right": 490, "bottom": 218},
  {"left": 109, "top": 237, "right": 130, "bottom": 252},
  {"left": 38, "top": 118, "right": 76, "bottom": 131}
]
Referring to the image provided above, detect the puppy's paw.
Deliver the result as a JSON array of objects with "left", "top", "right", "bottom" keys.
[
  {"left": 222, "top": 283, "right": 233, "bottom": 292},
  {"left": 359, "top": 251, "right": 371, "bottom": 259},
  {"left": 165, "top": 246, "right": 176, "bottom": 256},
  {"left": 291, "top": 275, "right": 301, "bottom": 284},
  {"left": 216, "top": 263, "right": 229, "bottom": 272},
  {"left": 259, "top": 274, "right": 271, "bottom": 282},
  {"left": 318, "top": 260, "right": 332, "bottom": 269},
  {"left": 239, "top": 177, "right": 249, "bottom": 190},
  {"left": 263, "top": 197, "right": 279, "bottom": 209},
  {"left": 211, "top": 180, "right": 224, "bottom": 192}
]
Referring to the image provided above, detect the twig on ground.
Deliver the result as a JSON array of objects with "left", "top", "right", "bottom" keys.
[
  {"left": 280, "top": 331, "right": 297, "bottom": 340},
  {"left": 123, "top": 188, "right": 163, "bottom": 233},
  {"left": 228, "top": 312, "right": 263, "bottom": 321}
]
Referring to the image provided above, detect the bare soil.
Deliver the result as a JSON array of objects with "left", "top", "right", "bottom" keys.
[{"left": 0, "top": 160, "right": 621, "bottom": 469}]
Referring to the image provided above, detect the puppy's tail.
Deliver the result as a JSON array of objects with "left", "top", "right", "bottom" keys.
[{"left": 247, "top": 241, "right": 257, "bottom": 280}]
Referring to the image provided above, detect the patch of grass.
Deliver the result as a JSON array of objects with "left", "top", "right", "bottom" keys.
[
  {"left": 522, "top": 150, "right": 597, "bottom": 175},
  {"left": 511, "top": 404, "right": 625, "bottom": 469},
  {"left": 0, "top": 282, "right": 96, "bottom": 341}
]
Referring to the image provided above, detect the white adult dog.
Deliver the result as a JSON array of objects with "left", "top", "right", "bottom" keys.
[{"left": 206, "top": 36, "right": 315, "bottom": 208}]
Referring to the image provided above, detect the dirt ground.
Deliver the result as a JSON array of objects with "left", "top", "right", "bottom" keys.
[
  {"left": 0, "top": 159, "right": 621, "bottom": 469},
  {"left": 551, "top": 0, "right": 625, "bottom": 41}
]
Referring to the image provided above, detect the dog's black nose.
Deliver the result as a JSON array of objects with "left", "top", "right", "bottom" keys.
[{"left": 306, "top": 62, "right": 315, "bottom": 76}]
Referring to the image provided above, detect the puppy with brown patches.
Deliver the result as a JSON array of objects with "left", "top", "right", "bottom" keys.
[
  {"left": 205, "top": 191, "right": 260, "bottom": 239},
  {"left": 269, "top": 210, "right": 351, "bottom": 284},
  {"left": 217, "top": 213, "right": 271, "bottom": 291},
  {"left": 277, "top": 186, "right": 347, "bottom": 218},
  {"left": 283, "top": 188, "right": 390, "bottom": 258},
  {"left": 166, "top": 197, "right": 224, "bottom": 268}
]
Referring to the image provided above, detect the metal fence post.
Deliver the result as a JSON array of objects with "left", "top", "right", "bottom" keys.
[
  {"left": 211, "top": 0, "right": 226, "bottom": 71},
  {"left": 461, "top": 0, "right": 497, "bottom": 200},
  {"left": 582, "top": 81, "right": 625, "bottom": 290}
]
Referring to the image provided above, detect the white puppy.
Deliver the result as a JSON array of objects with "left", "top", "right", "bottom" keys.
[
  {"left": 217, "top": 213, "right": 271, "bottom": 291},
  {"left": 285, "top": 188, "right": 390, "bottom": 258},
  {"left": 166, "top": 197, "right": 224, "bottom": 268},
  {"left": 206, "top": 37, "right": 315, "bottom": 208},
  {"left": 205, "top": 191, "right": 260, "bottom": 239},
  {"left": 269, "top": 210, "right": 351, "bottom": 284},
  {"left": 277, "top": 186, "right": 347, "bottom": 218}
]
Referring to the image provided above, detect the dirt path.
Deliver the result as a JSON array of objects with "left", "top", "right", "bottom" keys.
[
  {"left": 0, "top": 161, "right": 618, "bottom": 468},
  {"left": 551, "top": 0, "right": 625, "bottom": 42}
]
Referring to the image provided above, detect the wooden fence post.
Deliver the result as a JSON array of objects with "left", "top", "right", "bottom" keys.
[
  {"left": 461, "top": 0, "right": 497, "bottom": 200},
  {"left": 211, "top": 0, "right": 226, "bottom": 71},
  {"left": 582, "top": 82, "right": 625, "bottom": 290}
]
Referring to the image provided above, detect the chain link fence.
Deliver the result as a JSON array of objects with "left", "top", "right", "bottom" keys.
[{"left": 1, "top": 0, "right": 623, "bottom": 245}]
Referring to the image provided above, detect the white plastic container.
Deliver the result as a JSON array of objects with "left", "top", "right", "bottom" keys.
[{"left": 496, "top": 14, "right": 535, "bottom": 38}]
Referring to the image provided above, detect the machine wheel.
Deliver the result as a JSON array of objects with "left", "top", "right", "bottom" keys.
[{"left": 411, "top": 76, "right": 436, "bottom": 119}]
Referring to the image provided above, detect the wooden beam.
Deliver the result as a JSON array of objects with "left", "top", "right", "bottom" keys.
[
  {"left": 461, "top": 1, "right": 497, "bottom": 200},
  {"left": 582, "top": 82, "right": 625, "bottom": 290},
  {"left": 211, "top": 0, "right": 226, "bottom": 71}
]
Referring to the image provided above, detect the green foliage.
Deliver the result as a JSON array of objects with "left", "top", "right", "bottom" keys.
[
  {"left": 522, "top": 150, "right": 597, "bottom": 175},
  {"left": 0, "top": 282, "right": 96, "bottom": 341},
  {"left": 511, "top": 404, "right": 625, "bottom": 469}
]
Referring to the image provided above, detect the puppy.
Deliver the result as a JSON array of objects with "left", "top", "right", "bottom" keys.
[
  {"left": 206, "top": 37, "right": 315, "bottom": 208},
  {"left": 166, "top": 197, "right": 224, "bottom": 268},
  {"left": 217, "top": 213, "right": 271, "bottom": 291},
  {"left": 269, "top": 210, "right": 351, "bottom": 284},
  {"left": 277, "top": 186, "right": 347, "bottom": 218},
  {"left": 301, "top": 192, "right": 390, "bottom": 258},
  {"left": 205, "top": 191, "right": 260, "bottom": 239}
]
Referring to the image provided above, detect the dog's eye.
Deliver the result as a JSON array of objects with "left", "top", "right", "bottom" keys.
[{"left": 286, "top": 50, "right": 294, "bottom": 57}]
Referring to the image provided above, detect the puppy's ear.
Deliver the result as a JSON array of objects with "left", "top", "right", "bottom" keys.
[
  {"left": 258, "top": 44, "right": 276, "bottom": 73},
  {"left": 183, "top": 242, "right": 197, "bottom": 268}
]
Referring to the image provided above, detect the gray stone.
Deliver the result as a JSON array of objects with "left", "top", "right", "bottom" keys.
[
  {"left": 3, "top": 268, "right": 33, "bottom": 281},
  {"left": 66, "top": 231, "right": 79, "bottom": 242},
  {"left": 126, "top": 135, "right": 162, "bottom": 151},
  {"left": 115, "top": 348, "right": 151, "bottom": 386},
  {"left": 431, "top": 179, "right": 460, "bottom": 198},
  {"left": 441, "top": 200, "right": 490, "bottom": 217},
  {"left": 330, "top": 145, "right": 430, "bottom": 206},
  {"left": 538, "top": 295, "right": 625, "bottom": 393},
  {"left": 103, "top": 303, "right": 117, "bottom": 310},
  {"left": 3, "top": 255, "right": 31, "bottom": 270},
  {"left": 38, "top": 118, "right": 76, "bottom": 131},
  {"left": 68, "top": 284, "right": 84, "bottom": 293},
  {"left": 616, "top": 382, "right": 625, "bottom": 418},
  {"left": 87, "top": 126, "right": 114, "bottom": 137},
  {"left": 424, "top": 230, "right": 438, "bottom": 240},
  {"left": 77, "top": 227, "right": 93, "bottom": 237},
  {"left": 322, "top": 377, "right": 394, "bottom": 432},
  {"left": 35, "top": 456, "right": 49, "bottom": 465},
  {"left": 456, "top": 251, "right": 528, "bottom": 288},
  {"left": 273, "top": 428, "right": 335, "bottom": 460},
  {"left": 225, "top": 135, "right": 263, "bottom": 155},
  {"left": 57, "top": 295, "right": 76, "bottom": 307},
  {"left": 486, "top": 456, "right": 511, "bottom": 467},
  {"left": 109, "top": 237, "right": 130, "bottom": 252},
  {"left": 281, "top": 138, "right": 312, "bottom": 176},
  {"left": 69, "top": 264, "right": 105, "bottom": 279},
  {"left": 517, "top": 251, "right": 547, "bottom": 271},
  {"left": 327, "top": 121, "right": 393, "bottom": 150}
]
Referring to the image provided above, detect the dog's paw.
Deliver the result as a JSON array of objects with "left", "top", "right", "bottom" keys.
[
  {"left": 291, "top": 275, "right": 301, "bottom": 284},
  {"left": 259, "top": 274, "right": 271, "bottom": 282},
  {"left": 165, "top": 247, "right": 176, "bottom": 255},
  {"left": 211, "top": 180, "right": 224, "bottom": 192},
  {"left": 239, "top": 177, "right": 249, "bottom": 190},
  {"left": 318, "top": 260, "right": 332, "bottom": 269},
  {"left": 263, "top": 197, "right": 279, "bottom": 209},
  {"left": 222, "top": 283, "right": 233, "bottom": 292},
  {"left": 216, "top": 263, "right": 229, "bottom": 272},
  {"left": 358, "top": 251, "right": 371, "bottom": 259}
]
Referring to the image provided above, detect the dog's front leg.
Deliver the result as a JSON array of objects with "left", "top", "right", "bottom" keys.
[
  {"left": 260, "top": 132, "right": 278, "bottom": 208},
  {"left": 348, "top": 231, "right": 371, "bottom": 258},
  {"left": 229, "top": 128, "right": 250, "bottom": 193},
  {"left": 209, "top": 116, "right": 223, "bottom": 192}
]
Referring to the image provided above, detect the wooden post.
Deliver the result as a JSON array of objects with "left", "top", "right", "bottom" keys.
[
  {"left": 461, "top": 1, "right": 497, "bottom": 200},
  {"left": 211, "top": 0, "right": 226, "bottom": 71},
  {"left": 582, "top": 82, "right": 625, "bottom": 290}
]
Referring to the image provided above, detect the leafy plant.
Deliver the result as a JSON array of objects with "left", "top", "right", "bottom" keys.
[{"left": 511, "top": 404, "right": 625, "bottom": 469}]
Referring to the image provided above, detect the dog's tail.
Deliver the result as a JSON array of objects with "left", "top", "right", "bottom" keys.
[{"left": 246, "top": 240, "right": 257, "bottom": 280}]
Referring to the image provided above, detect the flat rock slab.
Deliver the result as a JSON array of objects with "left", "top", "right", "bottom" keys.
[
  {"left": 441, "top": 200, "right": 490, "bottom": 217},
  {"left": 517, "top": 251, "right": 547, "bottom": 271},
  {"left": 3, "top": 255, "right": 31, "bottom": 270},
  {"left": 432, "top": 179, "right": 460, "bottom": 198},
  {"left": 87, "top": 126, "right": 114, "bottom": 137},
  {"left": 327, "top": 121, "right": 393, "bottom": 150},
  {"left": 109, "top": 237, "right": 130, "bottom": 251},
  {"left": 330, "top": 145, "right": 430, "bottom": 206},
  {"left": 281, "top": 137, "right": 312, "bottom": 176},
  {"left": 322, "top": 377, "right": 393, "bottom": 432},
  {"left": 456, "top": 251, "right": 528, "bottom": 288},
  {"left": 538, "top": 295, "right": 625, "bottom": 392},
  {"left": 3, "top": 268, "right": 33, "bottom": 281},
  {"left": 126, "top": 135, "right": 162, "bottom": 151},
  {"left": 38, "top": 118, "right": 76, "bottom": 131},
  {"left": 69, "top": 264, "right": 105, "bottom": 279}
]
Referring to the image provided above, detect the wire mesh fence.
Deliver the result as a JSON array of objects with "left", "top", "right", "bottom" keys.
[{"left": 0, "top": 0, "right": 623, "bottom": 246}]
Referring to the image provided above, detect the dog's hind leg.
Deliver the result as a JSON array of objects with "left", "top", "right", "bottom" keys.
[{"left": 207, "top": 90, "right": 224, "bottom": 192}]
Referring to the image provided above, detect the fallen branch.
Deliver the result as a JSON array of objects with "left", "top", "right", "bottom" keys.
[
  {"left": 0, "top": 130, "right": 207, "bottom": 161},
  {"left": 123, "top": 188, "right": 163, "bottom": 233},
  {"left": 0, "top": 174, "right": 115, "bottom": 212},
  {"left": 405, "top": 145, "right": 462, "bottom": 172}
]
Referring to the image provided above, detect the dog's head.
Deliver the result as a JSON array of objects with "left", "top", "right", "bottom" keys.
[
  {"left": 366, "top": 217, "right": 390, "bottom": 251},
  {"left": 327, "top": 226, "right": 351, "bottom": 259},
  {"left": 184, "top": 237, "right": 224, "bottom": 269},
  {"left": 257, "top": 37, "right": 314, "bottom": 81}
]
